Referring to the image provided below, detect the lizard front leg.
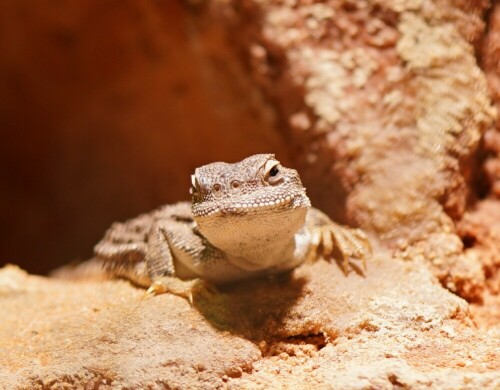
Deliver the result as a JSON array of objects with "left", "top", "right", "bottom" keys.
[
  {"left": 144, "top": 223, "right": 217, "bottom": 302},
  {"left": 306, "top": 208, "right": 371, "bottom": 274}
]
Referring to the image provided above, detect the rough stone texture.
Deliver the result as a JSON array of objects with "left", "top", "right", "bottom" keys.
[
  {"left": 457, "top": 199, "right": 500, "bottom": 331},
  {"left": 0, "top": 266, "right": 259, "bottom": 389},
  {"left": 1, "top": 0, "right": 500, "bottom": 388},
  {"left": 207, "top": 0, "right": 496, "bottom": 302},
  {"left": 465, "top": 0, "right": 500, "bottom": 333},
  {"left": 483, "top": 2, "right": 500, "bottom": 197},
  {"left": 0, "top": 0, "right": 287, "bottom": 274},
  {"left": 1, "top": 256, "right": 499, "bottom": 389}
]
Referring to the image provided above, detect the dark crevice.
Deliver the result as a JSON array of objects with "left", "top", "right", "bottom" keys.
[
  {"left": 473, "top": 1, "right": 494, "bottom": 64},
  {"left": 461, "top": 234, "right": 477, "bottom": 250},
  {"left": 388, "top": 373, "right": 409, "bottom": 389},
  {"left": 478, "top": 0, "right": 496, "bottom": 59},
  {"left": 259, "top": 332, "right": 328, "bottom": 358},
  {"left": 473, "top": 1, "right": 499, "bottom": 202},
  {"left": 471, "top": 136, "right": 494, "bottom": 201},
  {"left": 286, "top": 333, "right": 328, "bottom": 350}
]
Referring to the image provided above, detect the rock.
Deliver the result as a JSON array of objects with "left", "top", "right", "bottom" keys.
[
  {"left": 1, "top": 0, "right": 500, "bottom": 387},
  {"left": 206, "top": 0, "right": 496, "bottom": 302},
  {"left": 1, "top": 254, "right": 498, "bottom": 388}
]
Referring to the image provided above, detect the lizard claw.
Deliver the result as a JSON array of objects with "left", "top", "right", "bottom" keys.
[
  {"left": 311, "top": 222, "right": 371, "bottom": 275},
  {"left": 143, "top": 276, "right": 218, "bottom": 304}
]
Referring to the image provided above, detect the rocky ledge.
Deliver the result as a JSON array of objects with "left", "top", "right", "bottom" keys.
[{"left": 1, "top": 251, "right": 498, "bottom": 389}]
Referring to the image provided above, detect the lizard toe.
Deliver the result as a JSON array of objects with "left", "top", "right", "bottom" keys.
[
  {"left": 143, "top": 276, "right": 218, "bottom": 304},
  {"left": 315, "top": 222, "right": 371, "bottom": 275}
]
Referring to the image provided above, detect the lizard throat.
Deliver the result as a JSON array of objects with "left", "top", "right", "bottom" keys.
[{"left": 195, "top": 202, "right": 309, "bottom": 269}]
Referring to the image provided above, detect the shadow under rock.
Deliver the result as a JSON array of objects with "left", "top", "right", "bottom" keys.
[{"left": 192, "top": 271, "right": 308, "bottom": 341}]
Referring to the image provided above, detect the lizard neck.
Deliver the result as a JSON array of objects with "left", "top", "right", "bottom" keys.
[{"left": 196, "top": 207, "right": 308, "bottom": 271}]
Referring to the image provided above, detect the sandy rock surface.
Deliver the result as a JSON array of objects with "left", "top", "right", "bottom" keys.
[
  {"left": 1, "top": 253, "right": 498, "bottom": 389},
  {"left": 1, "top": 1, "right": 500, "bottom": 388}
]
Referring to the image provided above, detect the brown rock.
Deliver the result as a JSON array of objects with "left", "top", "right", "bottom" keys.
[
  {"left": 483, "top": 3, "right": 500, "bottom": 198},
  {"left": 1, "top": 0, "right": 500, "bottom": 388},
  {"left": 206, "top": 0, "right": 496, "bottom": 301},
  {"left": 0, "top": 266, "right": 260, "bottom": 389},
  {"left": 457, "top": 199, "right": 500, "bottom": 330},
  {"left": 1, "top": 254, "right": 499, "bottom": 388}
]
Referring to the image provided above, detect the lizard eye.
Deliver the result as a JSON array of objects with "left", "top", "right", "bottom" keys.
[
  {"left": 231, "top": 180, "right": 240, "bottom": 189},
  {"left": 213, "top": 183, "right": 222, "bottom": 192},
  {"left": 265, "top": 163, "right": 283, "bottom": 184}
]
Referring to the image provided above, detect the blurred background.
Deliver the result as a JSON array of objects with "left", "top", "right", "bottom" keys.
[{"left": 0, "top": 0, "right": 290, "bottom": 274}]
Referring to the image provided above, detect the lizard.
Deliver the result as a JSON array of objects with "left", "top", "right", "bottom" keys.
[{"left": 93, "top": 154, "right": 371, "bottom": 299}]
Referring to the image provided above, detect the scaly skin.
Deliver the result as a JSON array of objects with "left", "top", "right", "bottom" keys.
[{"left": 94, "top": 154, "right": 371, "bottom": 299}]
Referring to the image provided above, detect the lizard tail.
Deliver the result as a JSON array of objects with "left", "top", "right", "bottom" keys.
[{"left": 50, "top": 258, "right": 110, "bottom": 282}]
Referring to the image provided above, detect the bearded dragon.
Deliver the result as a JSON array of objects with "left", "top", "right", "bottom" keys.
[{"left": 93, "top": 154, "right": 371, "bottom": 298}]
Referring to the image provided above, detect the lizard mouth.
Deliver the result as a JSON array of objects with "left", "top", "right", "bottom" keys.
[{"left": 193, "top": 193, "right": 310, "bottom": 218}]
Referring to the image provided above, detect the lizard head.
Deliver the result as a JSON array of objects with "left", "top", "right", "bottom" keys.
[
  {"left": 190, "top": 154, "right": 311, "bottom": 260},
  {"left": 190, "top": 154, "right": 310, "bottom": 218}
]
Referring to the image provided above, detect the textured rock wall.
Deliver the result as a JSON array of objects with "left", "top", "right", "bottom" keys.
[
  {"left": 208, "top": 0, "right": 497, "bottom": 301},
  {"left": 0, "top": 1, "right": 499, "bottom": 388},
  {"left": 483, "top": 2, "right": 500, "bottom": 196}
]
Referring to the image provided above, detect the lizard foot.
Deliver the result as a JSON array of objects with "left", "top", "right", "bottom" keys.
[
  {"left": 144, "top": 276, "right": 218, "bottom": 304},
  {"left": 310, "top": 222, "right": 371, "bottom": 275}
]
